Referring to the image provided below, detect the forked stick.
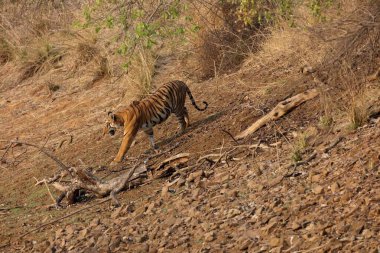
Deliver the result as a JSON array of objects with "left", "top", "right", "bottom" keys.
[
  {"left": 235, "top": 89, "right": 319, "bottom": 140},
  {"left": 10, "top": 141, "right": 69, "bottom": 171}
]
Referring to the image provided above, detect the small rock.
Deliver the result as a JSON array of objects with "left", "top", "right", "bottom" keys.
[
  {"left": 312, "top": 185, "right": 324, "bottom": 194},
  {"left": 89, "top": 218, "right": 100, "bottom": 227},
  {"left": 238, "top": 238, "right": 251, "bottom": 250},
  {"left": 291, "top": 221, "right": 301, "bottom": 230},
  {"left": 85, "top": 237, "right": 95, "bottom": 248},
  {"left": 227, "top": 209, "right": 241, "bottom": 219},
  {"left": 362, "top": 229, "right": 373, "bottom": 239},
  {"left": 269, "top": 237, "right": 281, "bottom": 247},
  {"left": 330, "top": 182, "right": 340, "bottom": 193},
  {"left": 187, "top": 170, "right": 204, "bottom": 183},
  {"left": 109, "top": 235, "right": 121, "bottom": 251},
  {"left": 204, "top": 231, "right": 216, "bottom": 242},
  {"left": 55, "top": 228, "right": 64, "bottom": 239},
  {"left": 161, "top": 185, "right": 169, "bottom": 199},
  {"left": 192, "top": 188, "right": 202, "bottom": 199},
  {"left": 78, "top": 229, "right": 88, "bottom": 240},
  {"left": 145, "top": 202, "right": 156, "bottom": 214},
  {"left": 310, "top": 174, "right": 321, "bottom": 182},
  {"left": 176, "top": 177, "right": 186, "bottom": 187},
  {"left": 65, "top": 225, "right": 75, "bottom": 240},
  {"left": 111, "top": 206, "right": 124, "bottom": 219}
]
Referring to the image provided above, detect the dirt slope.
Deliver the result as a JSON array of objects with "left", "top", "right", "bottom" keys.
[
  {"left": 1, "top": 57, "right": 379, "bottom": 252},
  {"left": 1, "top": 1, "right": 380, "bottom": 252}
]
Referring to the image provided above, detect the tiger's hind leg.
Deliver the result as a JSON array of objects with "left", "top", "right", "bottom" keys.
[
  {"left": 175, "top": 107, "right": 189, "bottom": 135},
  {"left": 143, "top": 128, "right": 158, "bottom": 151}
]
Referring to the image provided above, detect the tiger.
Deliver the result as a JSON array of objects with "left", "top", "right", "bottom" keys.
[{"left": 104, "top": 80, "right": 208, "bottom": 166}]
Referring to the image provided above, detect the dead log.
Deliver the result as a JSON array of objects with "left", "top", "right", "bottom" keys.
[
  {"left": 46, "top": 163, "right": 146, "bottom": 207},
  {"left": 11, "top": 139, "right": 190, "bottom": 207},
  {"left": 235, "top": 89, "right": 319, "bottom": 140}
]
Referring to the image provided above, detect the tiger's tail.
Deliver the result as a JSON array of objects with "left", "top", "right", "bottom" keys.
[{"left": 186, "top": 87, "right": 208, "bottom": 111}]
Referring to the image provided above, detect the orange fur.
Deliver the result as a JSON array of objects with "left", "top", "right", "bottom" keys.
[{"left": 105, "top": 80, "right": 208, "bottom": 165}]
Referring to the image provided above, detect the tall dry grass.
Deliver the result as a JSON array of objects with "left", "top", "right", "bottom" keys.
[
  {"left": 126, "top": 47, "right": 157, "bottom": 99},
  {"left": 188, "top": 1, "right": 266, "bottom": 79},
  {"left": 241, "top": 0, "right": 380, "bottom": 129}
]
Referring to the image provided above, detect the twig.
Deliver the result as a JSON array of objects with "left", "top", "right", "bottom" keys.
[
  {"left": 44, "top": 180, "right": 56, "bottom": 204},
  {"left": 0, "top": 206, "right": 23, "bottom": 211},
  {"left": 221, "top": 129, "right": 239, "bottom": 145},
  {"left": 268, "top": 150, "right": 318, "bottom": 187},
  {"left": 0, "top": 142, "right": 13, "bottom": 163},
  {"left": 252, "top": 140, "right": 263, "bottom": 155},
  {"left": 11, "top": 141, "right": 69, "bottom": 171},
  {"left": 19, "top": 198, "right": 110, "bottom": 238},
  {"left": 323, "top": 136, "right": 343, "bottom": 153}
]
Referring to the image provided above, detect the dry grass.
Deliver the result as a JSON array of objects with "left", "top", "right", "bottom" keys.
[
  {"left": 0, "top": 37, "right": 13, "bottom": 64},
  {"left": 315, "top": 0, "right": 380, "bottom": 128},
  {"left": 241, "top": 0, "right": 380, "bottom": 130},
  {"left": 18, "top": 40, "right": 65, "bottom": 81},
  {"left": 187, "top": 1, "right": 265, "bottom": 80},
  {"left": 194, "top": 28, "right": 255, "bottom": 79},
  {"left": 126, "top": 47, "right": 157, "bottom": 99}
]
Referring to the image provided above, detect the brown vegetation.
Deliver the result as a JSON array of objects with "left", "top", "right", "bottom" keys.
[{"left": 0, "top": 0, "right": 379, "bottom": 252}]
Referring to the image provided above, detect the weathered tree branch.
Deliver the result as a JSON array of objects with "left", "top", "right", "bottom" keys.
[{"left": 235, "top": 89, "right": 319, "bottom": 140}]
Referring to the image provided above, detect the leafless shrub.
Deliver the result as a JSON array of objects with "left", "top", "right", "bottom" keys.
[
  {"left": 191, "top": 1, "right": 266, "bottom": 79},
  {"left": 314, "top": 1, "right": 380, "bottom": 128}
]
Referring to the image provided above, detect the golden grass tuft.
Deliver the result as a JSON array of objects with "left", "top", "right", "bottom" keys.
[
  {"left": 127, "top": 47, "right": 157, "bottom": 99},
  {"left": 18, "top": 41, "right": 64, "bottom": 81}
]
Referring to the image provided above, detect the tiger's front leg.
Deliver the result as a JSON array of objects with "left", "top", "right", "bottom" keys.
[{"left": 110, "top": 128, "right": 138, "bottom": 166}]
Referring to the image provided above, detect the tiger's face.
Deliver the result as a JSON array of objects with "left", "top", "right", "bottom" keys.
[{"left": 103, "top": 112, "right": 121, "bottom": 137}]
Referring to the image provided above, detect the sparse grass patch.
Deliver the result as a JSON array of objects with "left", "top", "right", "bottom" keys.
[
  {"left": 74, "top": 41, "right": 98, "bottom": 68},
  {"left": 25, "top": 186, "right": 49, "bottom": 208},
  {"left": 127, "top": 47, "right": 157, "bottom": 99},
  {"left": 19, "top": 41, "right": 64, "bottom": 81},
  {"left": 0, "top": 37, "right": 14, "bottom": 64},
  {"left": 318, "top": 115, "right": 333, "bottom": 129},
  {"left": 347, "top": 96, "right": 369, "bottom": 130},
  {"left": 291, "top": 127, "right": 318, "bottom": 163}
]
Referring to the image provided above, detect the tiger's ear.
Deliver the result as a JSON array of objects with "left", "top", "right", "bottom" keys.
[
  {"left": 108, "top": 111, "right": 116, "bottom": 121},
  {"left": 131, "top": 100, "right": 140, "bottom": 106}
]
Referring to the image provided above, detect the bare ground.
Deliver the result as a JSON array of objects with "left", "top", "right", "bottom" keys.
[
  {"left": 1, "top": 2, "right": 380, "bottom": 250},
  {"left": 1, "top": 53, "right": 379, "bottom": 252}
]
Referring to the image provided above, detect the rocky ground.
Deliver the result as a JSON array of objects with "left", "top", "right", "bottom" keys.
[
  {"left": 11, "top": 119, "right": 380, "bottom": 253},
  {"left": 1, "top": 1, "right": 379, "bottom": 251}
]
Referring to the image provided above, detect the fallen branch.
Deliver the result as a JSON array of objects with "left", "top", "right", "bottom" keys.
[
  {"left": 10, "top": 141, "right": 69, "bottom": 171},
  {"left": 47, "top": 163, "right": 145, "bottom": 207},
  {"left": 235, "top": 89, "right": 319, "bottom": 140},
  {"left": 323, "top": 136, "right": 344, "bottom": 153}
]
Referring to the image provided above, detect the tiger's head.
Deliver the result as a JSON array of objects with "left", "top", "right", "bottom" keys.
[{"left": 103, "top": 111, "right": 123, "bottom": 137}]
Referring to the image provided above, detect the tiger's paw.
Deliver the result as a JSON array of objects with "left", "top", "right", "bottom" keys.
[{"left": 109, "top": 160, "right": 119, "bottom": 167}]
